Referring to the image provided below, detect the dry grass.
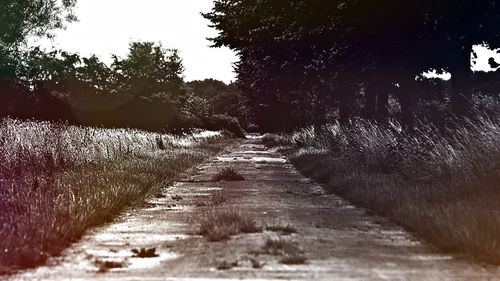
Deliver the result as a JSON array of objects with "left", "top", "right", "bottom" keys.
[
  {"left": 198, "top": 207, "right": 262, "bottom": 242},
  {"left": 215, "top": 260, "right": 238, "bottom": 270},
  {"left": 210, "top": 190, "right": 227, "bottom": 205},
  {"left": 212, "top": 167, "right": 245, "bottom": 182},
  {"left": 0, "top": 118, "right": 227, "bottom": 274},
  {"left": 265, "top": 224, "right": 297, "bottom": 235},
  {"left": 284, "top": 116, "right": 500, "bottom": 264},
  {"left": 260, "top": 238, "right": 307, "bottom": 265}
]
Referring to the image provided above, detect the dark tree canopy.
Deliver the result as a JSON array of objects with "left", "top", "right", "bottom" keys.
[
  {"left": 0, "top": 0, "right": 77, "bottom": 78},
  {"left": 204, "top": 0, "right": 500, "bottom": 131},
  {"left": 0, "top": 0, "right": 77, "bottom": 50},
  {"left": 112, "top": 42, "right": 186, "bottom": 99}
]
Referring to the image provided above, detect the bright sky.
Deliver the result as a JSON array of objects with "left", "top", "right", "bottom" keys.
[
  {"left": 423, "top": 44, "right": 499, "bottom": 80},
  {"left": 31, "top": 0, "right": 238, "bottom": 83}
]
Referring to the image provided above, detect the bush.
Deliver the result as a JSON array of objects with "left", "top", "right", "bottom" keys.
[{"left": 203, "top": 114, "right": 246, "bottom": 138}]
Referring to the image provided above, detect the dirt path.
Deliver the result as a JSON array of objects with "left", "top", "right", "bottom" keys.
[{"left": 11, "top": 136, "right": 500, "bottom": 280}]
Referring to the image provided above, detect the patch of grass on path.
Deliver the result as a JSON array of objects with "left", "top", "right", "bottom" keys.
[
  {"left": 0, "top": 118, "right": 229, "bottom": 274},
  {"left": 260, "top": 238, "right": 307, "bottom": 265},
  {"left": 199, "top": 207, "right": 262, "bottom": 242},
  {"left": 265, "top": 224, "right": 297, "bottom": 235},
  {"left": 212, "top": 167, "right": 245, "bottom": 182}
]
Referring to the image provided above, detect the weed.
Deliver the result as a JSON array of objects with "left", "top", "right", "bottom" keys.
[
  {"left": 215, "top": 260, "right": 238, "bottom": 270},
  {"left": 260, "top": 238, "right": 307, "bottom": 265},
  {"left": 210, "top": 190, "right": 227, "bottom": 205},
  {"left": 261, "top": 238, "right": 302, "bottom": 256},
  {"left": 212, "top": 167, "right": 245, "bottom": 182},
  {"left": 198, "top": 207, "right": 262, "bottom": 242},
  {"left": 265, "top": 224, "right": 297, "bottom": 235}
]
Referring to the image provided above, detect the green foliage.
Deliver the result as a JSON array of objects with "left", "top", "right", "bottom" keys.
[{"left": 0, "top": 0, "right": 76, "bottom": 61}]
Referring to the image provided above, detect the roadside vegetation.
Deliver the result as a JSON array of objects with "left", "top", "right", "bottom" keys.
[
  {"left": 260, "top": 238, "right": 307, "bottom": 265},
  {"left": 265, "top": 115, "right": 500, "bottom": 264},
  {"left": 265, "top": 224, "right": 297, "bottom": 236},
  {"left": 0, "top": 118, "right": 228, "bottom": 274},
  {"left": 199, "top": 207, "right": 261, "bottom": 242},
  {"left": 212, "top": 167, "right": 245, "bottom": 182},
  {"left": 206, "top": 0, "right": 500, "bottom": 266}
]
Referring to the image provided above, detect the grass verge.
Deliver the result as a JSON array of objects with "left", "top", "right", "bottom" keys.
[
  {"left": 0, "top": 118, "right": 229, "bottom": 274},
  {"left": 274, "top": 116, "right": 500, "bottom": 264}
]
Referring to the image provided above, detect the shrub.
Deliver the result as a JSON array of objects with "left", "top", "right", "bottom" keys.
[
  {"left": 203, "top": 114, "right": 246, "bottom": 138},
  {"left": 210, "top": 190, "right": 227, "bottom": 205}
]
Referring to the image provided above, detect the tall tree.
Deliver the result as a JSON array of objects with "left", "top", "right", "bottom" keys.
[
  {"left": 206, "top": 0, "right": 500, "bottom": 130},
  {"left": 112, "top": 42, "right": 185, "bottom": 99},
  {"left": 0, "top": 0, "right": 76, "bottom": 57}
]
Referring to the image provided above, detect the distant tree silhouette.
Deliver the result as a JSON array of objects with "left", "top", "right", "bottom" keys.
[{"left": 112, "top": 42, "right": 185, "bottom": 99}]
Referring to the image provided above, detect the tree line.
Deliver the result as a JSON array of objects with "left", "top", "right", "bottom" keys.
[
  {"left": 204, "top": 1, "right": 500, "bottom": 131},
  {"left": 1, "top": 42, "right": 247, "bottom": 133},
  {"left": 0, "top": 0, "right": 248, "bottom": 135}
]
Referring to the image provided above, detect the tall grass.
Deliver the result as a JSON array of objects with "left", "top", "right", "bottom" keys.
[
  {"left": 276, "top": 116, "right": 500, "bottom": 264},
  {"left": 0, "top": 118, "right": 226, "bottom": 274}
]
